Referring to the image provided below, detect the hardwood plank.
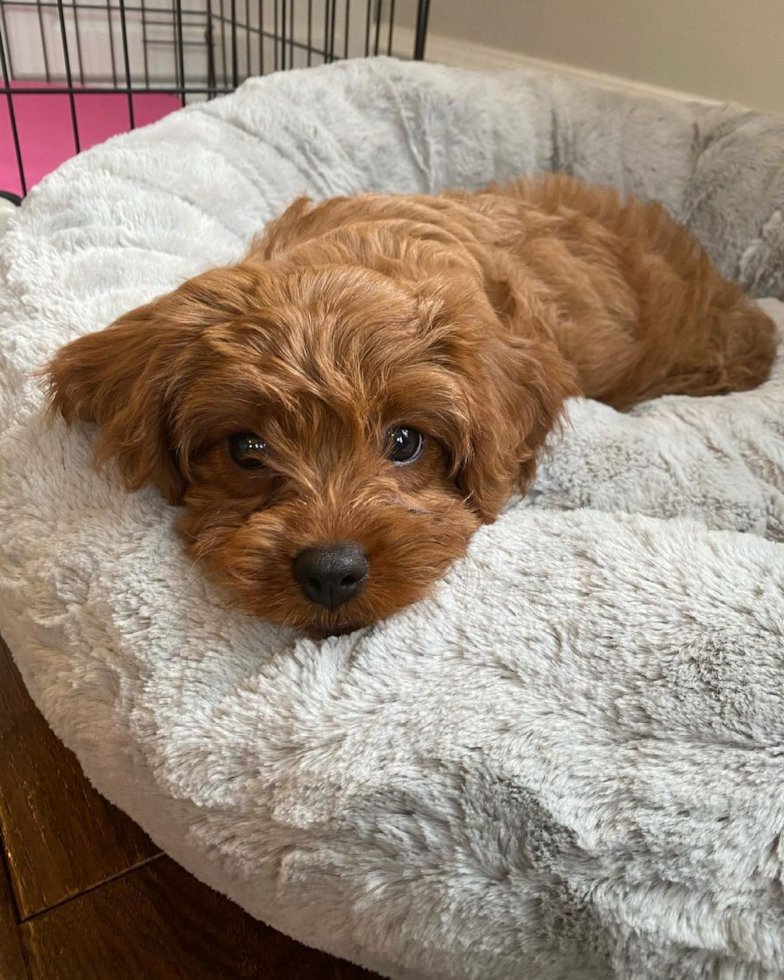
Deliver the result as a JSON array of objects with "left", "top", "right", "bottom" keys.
[
  {"left": 0, "top": 633, "right": 159, "bottom": 918},
  {"left": 0, "top": 829, "right": 29, "bottom": 980},
  {"left": 23, "top": 855, "right": 378, "bottom": 980}
]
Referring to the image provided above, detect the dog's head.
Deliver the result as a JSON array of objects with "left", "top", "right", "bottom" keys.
[{"left": 45, "top": 248, "right": 573, "bottom": 633}]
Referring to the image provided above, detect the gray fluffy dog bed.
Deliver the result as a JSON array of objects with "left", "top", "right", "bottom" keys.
[{"left": 1, "top": 57, "right": 784, "bottom": 980}]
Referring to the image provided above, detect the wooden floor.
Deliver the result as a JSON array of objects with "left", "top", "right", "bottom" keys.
[{"left": 0, "top": 633, "right": 377, "bottom": 980}]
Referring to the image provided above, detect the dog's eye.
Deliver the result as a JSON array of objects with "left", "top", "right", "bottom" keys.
[
  {"left": 229, "top": 432, "right": 267, "bottom": 468},
  {"left": 386, "top": 426, "right": 425, "bottom": 464}
]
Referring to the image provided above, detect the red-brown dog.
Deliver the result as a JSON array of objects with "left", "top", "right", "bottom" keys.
[{"left": 46, "top": 175, "right": 777, "bottom": 634}]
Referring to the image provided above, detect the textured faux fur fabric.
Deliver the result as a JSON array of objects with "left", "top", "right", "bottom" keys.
[{"left": 1, "top": 58, "right": 784, "bottom": 980}]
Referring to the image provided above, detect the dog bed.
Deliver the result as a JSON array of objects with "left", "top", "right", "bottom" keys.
[{"left": 2, "top": 57, "right": 784, "bottom": 980}]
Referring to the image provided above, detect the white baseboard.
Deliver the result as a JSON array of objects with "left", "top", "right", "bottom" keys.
[{"left": 394, "top": 27, "right": 719, "bottom": 107}]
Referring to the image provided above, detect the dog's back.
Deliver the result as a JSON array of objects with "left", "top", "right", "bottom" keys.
[{"left": 455, "top": 174, "right": 777, "bottom": 408}]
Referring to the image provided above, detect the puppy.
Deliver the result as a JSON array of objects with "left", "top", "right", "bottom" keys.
[{"left": 45, "top": 174, "right": 777, "bottom": 634}]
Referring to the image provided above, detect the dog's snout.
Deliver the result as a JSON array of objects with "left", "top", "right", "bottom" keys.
[{"left": 292, "top": 543, "right": 368, "bottom": 610}]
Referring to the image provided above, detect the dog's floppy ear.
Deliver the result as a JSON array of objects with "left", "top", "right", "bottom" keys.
[
  {"left": 447, "top": 258, "right": 578, "bottom": 520},
  {"left": 43, "top": 278, "right": 229, "bottom": 505},
  {"left": 415, "top": 267, "right": 577, "bottom": 522},
  {"left": 45, "top": 300, "right": 188, "bottom": 503},
  {"left": 45, "top": 264, "right": 269, "bottom": 503},
  {"left": 456, "top": 332, "right": 576, "bottom": 521}
]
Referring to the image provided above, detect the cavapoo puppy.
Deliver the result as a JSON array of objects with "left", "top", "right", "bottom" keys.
[{"left": 46, "top": 174, "right": 776, "bottom": 634}]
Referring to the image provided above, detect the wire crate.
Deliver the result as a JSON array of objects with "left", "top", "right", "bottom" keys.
[{"left": 0, "top": 0, "right": 432, "bottom": 197}]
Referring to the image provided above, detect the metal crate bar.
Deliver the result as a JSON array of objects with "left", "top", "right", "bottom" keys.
[
  {"left": 117, "top": 0, "right": 135, "bottom": 126},
  {"left": 54, "top": 0, "right": 81, "bottom": 151},
  {"left": 0, "top": 20, "right": 26, "bottom": 194},
  {"left": 174, "top": 0, "right": 185, "bottom": 105}
]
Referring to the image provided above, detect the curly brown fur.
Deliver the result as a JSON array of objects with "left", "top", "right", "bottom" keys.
[{"left": 45, "top": 174, "right": 777, "bottom": 633}]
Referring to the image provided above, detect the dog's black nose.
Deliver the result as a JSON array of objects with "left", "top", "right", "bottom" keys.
[{"left": 292, "top": 544, "right": 369, "bottom": 610}]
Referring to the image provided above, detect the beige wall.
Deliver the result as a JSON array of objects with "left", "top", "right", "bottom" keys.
[{"left": 408, "top": 0, "right": 784, "bottom": 111}]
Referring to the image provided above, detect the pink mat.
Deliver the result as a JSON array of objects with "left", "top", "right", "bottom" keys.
[{"left": 0, "top": 83, "right": 181, "bottom": 197}]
